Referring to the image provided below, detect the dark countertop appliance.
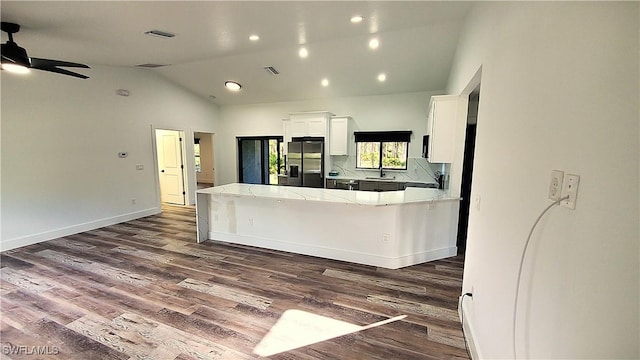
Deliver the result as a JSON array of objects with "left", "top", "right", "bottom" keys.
[{"left": 287, "top": 137, "right": 324, "bottom": 188}]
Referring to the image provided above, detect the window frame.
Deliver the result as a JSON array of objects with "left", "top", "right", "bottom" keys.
[
  {"left": 356, "top": 141, "right": 409, "bottom": 170},
  {"left": 194, "top": 140, "right": 202, "bottom": 173},
  {"left": 354, "top": 131, "right": 411, "bottom": 171}
]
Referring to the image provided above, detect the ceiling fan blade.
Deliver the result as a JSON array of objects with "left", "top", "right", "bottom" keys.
[
  {"left": 33, "top": 65, "right": 89, "bottom": 79},
  {"left": 31, "top": 57, "right": 90, "bottom": 69}
]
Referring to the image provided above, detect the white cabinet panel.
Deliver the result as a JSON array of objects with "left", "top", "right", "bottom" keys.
[
  {"left": 282, "top": 119, "right": 291, "bottom": 153},
  {"left": 426, "top": 95, "right": 458, "bottom": 163},
  {"left": 290, "top": 119, "right": 308, "bottom": 138},
  {"left": 329, "top": 117, "right": 351, "bottom": 156},
  {"left": 288, "top": 112, "right": 331, "bottom": 138},
  {"left": 306, "top": 117, "right": 327, "bottom": 137}
]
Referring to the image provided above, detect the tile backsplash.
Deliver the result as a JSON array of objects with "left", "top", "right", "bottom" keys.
[{"left": 329, "top": 156, "right": 447, "bottom": 184}]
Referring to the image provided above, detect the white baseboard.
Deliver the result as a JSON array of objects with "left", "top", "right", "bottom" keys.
[
  {"left": 459, "top": 295, "right": 483, "bottom": 359},
  {"left": 1, "top": 207, "right": 161, "bottom": 252},
  {"left": 210, "top": 231, "right": 457, "bottom": 269}
]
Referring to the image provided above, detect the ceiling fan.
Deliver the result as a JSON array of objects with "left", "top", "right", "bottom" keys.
[{"left": 1, "top": 22, "right": 90, "bottom": 79}]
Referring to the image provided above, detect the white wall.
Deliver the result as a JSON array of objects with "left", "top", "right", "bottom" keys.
[
  {"left": 216, "top": 91, "right": 443, "bottom": 186},
  {"left": 448, "top": 2, "right": 639, "bottom": 358},
  {"left": 1, "top": 65, "right": 219, "bottom": 250}
]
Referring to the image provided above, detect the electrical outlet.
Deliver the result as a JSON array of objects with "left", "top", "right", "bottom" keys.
[
  {"left": 248, "top": 218, "right": 254, "bottom": 226},
  {"left": 548, "top": 170, "right": 564, "bottom": 200},
  {"left": 382, "top": 233, "right": 391, "bottom": 243},
  {"left": 561, "top": 174, "right": 580, "bottom": 209},
  {"left": 136, "top": 164, "right": 144, "bottom": 171}
]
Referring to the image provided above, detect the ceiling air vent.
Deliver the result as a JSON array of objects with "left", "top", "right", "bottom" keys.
[
  {"left": 144, "top": 30, "right": 176, "bottom": 38},
  {"left": 264, "top": 66, "right": 280, "bottom": 75},
  {"left": 135, "top": 63, "right": 167, "bottom": 68}
]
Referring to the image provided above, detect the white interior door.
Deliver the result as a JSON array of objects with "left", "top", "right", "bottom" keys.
[{"left": 156, "top": 129, "right": 185, "bottom": 205}]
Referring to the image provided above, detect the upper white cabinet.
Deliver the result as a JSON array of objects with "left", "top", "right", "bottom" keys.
[
  {"left": 283, "top": 111, "right": 332, "bottom": 155},
  {"left": 426, "top": 95, "right": 458, "bottom": 163},
  {"left": 282, "top": 118, "right": 292, "bottom": 153},
  {"left": 288, "top": 111, "right": 332, "bottom": 138},
  {"left": 329, "top": 116, "right": 352, "bottom": 156},
  {"left": 289, "top": 118, "right": 307, "bottom": 138},
  {"left": 306, "top": 117, "right": 327, "bottom": 137}
]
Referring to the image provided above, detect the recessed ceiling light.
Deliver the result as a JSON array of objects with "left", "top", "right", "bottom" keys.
[
  {"left": 321, "top": 78, "right": 329, "bottom": 87},
  {"left": 249, "top": 34, "right": 260, "bottom": 41},
  {"left": 225, "top": 81, "right": 242, "bottom": 91},
  {"left": 377, "top": 73, "right": 387, "bottom": 82},
  {"left": 369, "top": 38, "right": 379, "bottom": 50},
  {"left": 298, "top": 47, "right": 309, "bottom": 58},
  {"left": 350, "top": 15, "right": 364, "bottom": 23}
]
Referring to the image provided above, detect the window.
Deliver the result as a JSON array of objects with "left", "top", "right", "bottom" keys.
[
  {"left": 194, "top": 139, "right": 201, "bottom": 173},
  {"left": 357, "top": 141, "right": 408, "bottom": 169},
  {"left": 355, "top": 131, "right": 411, "bottom": 170}
]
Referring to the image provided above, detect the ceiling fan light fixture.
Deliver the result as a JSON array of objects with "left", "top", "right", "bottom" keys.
[
  {"left": 2, "top": 21, "right": 89, "bottom": 79},
  {"left": 1, "top": 41, "right": 31, "bottom": 66},
  {"left": 225, "top": 81, "right": 242, "bottom": 91},
  {"left": 1, "top": 62, "right": 30, "bottom": 74}
]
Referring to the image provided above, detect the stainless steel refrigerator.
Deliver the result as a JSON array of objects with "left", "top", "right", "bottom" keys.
[{"left": 287, "top": 137, "right": 324, "bottom": 188}]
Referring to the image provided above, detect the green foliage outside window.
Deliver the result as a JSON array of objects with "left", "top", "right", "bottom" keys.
[{"left": 357, "top": 141, "right": 408, "bottom": 170}]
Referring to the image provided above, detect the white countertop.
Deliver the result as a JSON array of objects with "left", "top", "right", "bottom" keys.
[{"left": 197, "top": 183, "right": 459, "bottom": 206}]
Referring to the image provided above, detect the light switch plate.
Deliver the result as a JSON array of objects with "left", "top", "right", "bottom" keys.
[{"left": 561, "top": 174, "right": 580, "bottom": 209}]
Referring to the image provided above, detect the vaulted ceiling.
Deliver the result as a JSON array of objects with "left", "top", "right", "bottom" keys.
[{"left": 1, "top": 1, "right": 473, "bottom": 105}]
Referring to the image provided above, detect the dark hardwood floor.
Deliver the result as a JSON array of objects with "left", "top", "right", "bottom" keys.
[{"left": 0, "top": 205, "right": 468, "bottom": 359}]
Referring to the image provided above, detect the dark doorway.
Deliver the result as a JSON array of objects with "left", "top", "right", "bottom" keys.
[
  {"left": 457, "top": 90, "right": 480, "bottom": 253},
  {"left": 237, "top": 136, "right": 284, "bottom": 185}
]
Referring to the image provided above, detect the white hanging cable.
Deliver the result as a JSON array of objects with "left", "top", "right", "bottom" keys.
[{"left": 512, "top": 195, "right": 569, "bottom": 359}]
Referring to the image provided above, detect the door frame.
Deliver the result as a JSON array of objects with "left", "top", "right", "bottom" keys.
[
  {"left": 152, "top": 126, "right": 189, "bottom": 207},
  {"left": 237, "top": 136, "right": 284, "bottom": 185},
  {"left": 193, "top": 131, "right": 216, "bottom": 187}
]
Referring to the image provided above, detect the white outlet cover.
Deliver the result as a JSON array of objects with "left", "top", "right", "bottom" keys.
[
  {"left": 474, "top": 195, "right": 481, "bottom": 211},
  {"left": 548, "top": 170, "right": 564, "bottom": 201}
]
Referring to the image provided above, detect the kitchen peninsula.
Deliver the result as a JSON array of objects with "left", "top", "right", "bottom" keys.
[{"left": 196, "top": 183, "right": 460, "bottom": 269}]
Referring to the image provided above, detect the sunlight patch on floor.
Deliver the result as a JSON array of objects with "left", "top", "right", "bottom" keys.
[{"left": 253, "top": 309, "right": 406, "bottom": 357}]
